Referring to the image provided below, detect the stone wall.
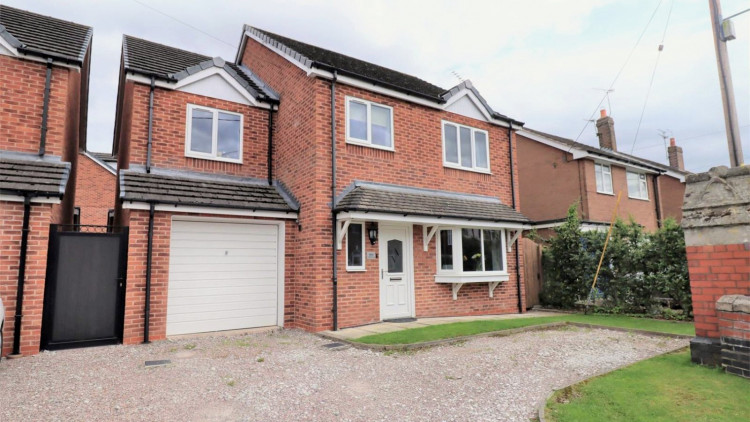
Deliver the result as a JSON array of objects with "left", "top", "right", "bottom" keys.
[{"left": 682, "top": 166, "right": 750, "bottom": 369}]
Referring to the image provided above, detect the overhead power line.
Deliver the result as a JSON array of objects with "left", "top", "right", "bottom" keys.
[{"left": 130, "top": 0, "right": 236, "bottom": 48}]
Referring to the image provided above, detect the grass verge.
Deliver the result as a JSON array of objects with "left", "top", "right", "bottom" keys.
[
  {"left": 353, "top": 314, "right": 694, "bottom": 345},
  {"left": 545, "top": 350, "right": 750, "bottom": 422}
]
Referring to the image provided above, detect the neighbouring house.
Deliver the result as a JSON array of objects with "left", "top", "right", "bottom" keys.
[
  {"left": 75, "top": 151, "right": 117, "bottom": 226},
  {"left": 516, "top": 110, "right": 688, "bottom": 235},
  {"left": 235, "top": 26, "right": 529, "bottom": 332},
  {"left": 0, "top": 5, "right": 92, "bottom": 357},
  {"left": 112, "top": 35, "right": 299, "bottom": 343}
]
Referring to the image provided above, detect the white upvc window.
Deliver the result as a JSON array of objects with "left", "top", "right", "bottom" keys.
[
  {"left": 346, "top": 97, "right": 394, "bottom": 150},
  {"left": 442, "top": 120, "right": 490, "bottom": 173},
  {"left": 185, "top": 104, "right": 243, "bottom": 163},
  {"left": 594, "top": 163, "right": 613, "bottom": 194},
  {"left": 346, "top": 222, "right": 366, "bottom": 271},
  {"left": 436, "top": 227, "right": 507, "bottom": 276},
  {"left": 627, "top": 171, "right": 649, "bottom": 200}
]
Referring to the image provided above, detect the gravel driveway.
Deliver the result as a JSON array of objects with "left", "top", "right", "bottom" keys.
[{"left": 0, "top": 326, "right": 687, "bottom": 422}]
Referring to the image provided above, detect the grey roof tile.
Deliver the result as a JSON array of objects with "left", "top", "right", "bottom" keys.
[
  {"left": 0, "top": 5, "right": 92, "bottom": 63},
  {"left": 0, "top": 155, "right": 70, "bottom": 196},
  {"left": 334, "top": 182, "right": 529, "bottom": 223},
  {"left": 122, "top": 35, "right": 278, "bottom": 101},
  {"left": 119, "top": 170, "right": 297, "bottom": 213}
]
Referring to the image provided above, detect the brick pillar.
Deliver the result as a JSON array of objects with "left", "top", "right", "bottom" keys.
[
  {"left": 716, "top": 295, "right": 750, "bottom": 378},
  {"left": 682, "top": 166, "right": 750, "bottom": 366}
]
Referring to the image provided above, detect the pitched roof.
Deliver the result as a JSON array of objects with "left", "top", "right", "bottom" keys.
[
  {"left": 122, "top": 35, "right": 278, "bottom": 101},
  {"left": 0, "top": 154, "right": 70, "bottom": 197},
  {"left": 0, "top": 5, "right": 92, "bottom": 64},
  {"left": 334, "top": 182, "right": 529, "bottom": 223},
  {"left": 119, "top": 169, "right": 298, "bottom": 213},
  {"left": 521, "top": 128, "right": 688, "bottom": 175},
  {"left": 247, "top": 26, "right": 446, "bottom": 102}
]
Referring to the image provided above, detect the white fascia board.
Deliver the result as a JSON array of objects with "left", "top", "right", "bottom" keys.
[
  {"left": 517, "top": 129, "right": 662, "bottom": 174},
  {"left": 337, "top": 211, "right": 530, "bottom": 230},
  {"left": 123, "top": 201, "right": 298, "bottom": 219},
  {"left": 0, "top": 194, "right": 61, "bottom": 204},
  {"left": 126, "top": 69, "right": 271, "bottom": 109},
  {"left": 442, "top": 89, "right": 514, "bottom": 128},
  {"left": 82, "top": 151, "right": 116, "bottom": 175},
  {"left": 244, "top": 30, "right": 315, "bottom": 76}
]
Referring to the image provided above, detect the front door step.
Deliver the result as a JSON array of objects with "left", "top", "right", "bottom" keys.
[{"left": 383, "top": 317, "right": 417, "bottom": 323}]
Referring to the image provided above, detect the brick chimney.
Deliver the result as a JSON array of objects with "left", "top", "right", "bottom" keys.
[
  {"left": 667, "top": 137, "right": 685, "bottom": 170},
  {"left": 596, "top": 109, "right": 617, "bottom": 150}
]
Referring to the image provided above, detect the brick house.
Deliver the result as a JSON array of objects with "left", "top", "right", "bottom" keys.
[
  {"left": 75, "top": 151, "right": 117, "bottom": 226},
  {"left": 0, "top": 5, "right": 92, "bottom": 357},
  {"left": 110, "top": 27, "right": 529, "bottom": 341},
  {"left": 516, "top": 110, "right": 688, "bottom": 234}
]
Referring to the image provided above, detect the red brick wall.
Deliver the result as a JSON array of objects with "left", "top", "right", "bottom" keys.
[
  {"left": 241, "top": 36, "right": 524, "bottom": 330},
  {"left": 583, "top": 160, "right": 659, "bottom": 231},
  {"left": 687, "top": 243, "right": 750, "bottom": 339},
  {"left": 516, "top": 134, "right": 582, "bottom": 221},
  {"left": 657, "top": 175, "right": 685, "bottom": 223},
  {"left": 0, "top": 55, "right": 70, "bottom": 156},
  {"left": 718, "top": 308, "right": 750, "bottom": 341},
  {"left": 122, "top": 210, "right": 297, "bottom": 344},
  {"left": 126, "top": 84, "right": 270, "bottom": 178},
  {"left": 0, "top": 201, "right": 53, "bottom": 357},
  {"left": 75, "top": 153, "right": 116, "bottom": 226}
]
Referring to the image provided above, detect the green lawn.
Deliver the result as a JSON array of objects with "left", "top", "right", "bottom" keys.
[
  {"left": 354, "top": 314, "right": 694, "bottom": 345},
  {"left": 545, "top": 350, "right": 750, "bottom": 422}
]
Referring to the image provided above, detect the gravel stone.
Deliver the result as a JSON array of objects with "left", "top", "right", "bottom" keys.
[{"left": 0, "top": 326, "right": 687, "bottom": 421}]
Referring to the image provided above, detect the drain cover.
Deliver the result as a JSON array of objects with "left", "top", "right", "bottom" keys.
[
  {"left": 145, "top": 359, "right": 171, "bottom": 367},
  {"left": 322, "top": 342, "right": 347, "bottom": 349}
]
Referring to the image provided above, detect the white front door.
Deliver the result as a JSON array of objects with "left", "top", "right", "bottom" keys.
[{"left": 379, "top": 225, "right": 413, "bottom": 320}]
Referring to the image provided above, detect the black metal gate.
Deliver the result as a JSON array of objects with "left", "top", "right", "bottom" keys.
[{"left": 41, "top": 225, "right": 128, "bottom": 350}]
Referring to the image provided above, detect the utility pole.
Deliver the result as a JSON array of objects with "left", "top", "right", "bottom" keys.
[{"left": 708, "top": 0, "right": 744, "bottom": 167}]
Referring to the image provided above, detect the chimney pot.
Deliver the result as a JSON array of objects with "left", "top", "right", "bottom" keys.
[
  {"left": 600, "top": 109, "right": 607, "bottom": 118},
  {"left": 669, "top": 137, "right": 676, "bottom": 147}
]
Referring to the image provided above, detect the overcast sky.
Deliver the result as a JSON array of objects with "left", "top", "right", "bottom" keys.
[{"left": 7, "top": 0, "right": 749, "bottom": 172}]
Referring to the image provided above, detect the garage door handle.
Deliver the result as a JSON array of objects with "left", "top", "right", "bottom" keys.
[{"left": 118, "top": 277, "right": 125, "bottom": 288}]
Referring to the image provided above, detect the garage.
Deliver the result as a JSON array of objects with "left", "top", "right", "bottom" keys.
[{"left": 166, "top": 219, "right": 284, "bottom": 336}]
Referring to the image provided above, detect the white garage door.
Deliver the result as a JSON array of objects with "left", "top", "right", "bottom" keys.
[{"left": 167, "top": 219, "right": 281, "bottom": 336}]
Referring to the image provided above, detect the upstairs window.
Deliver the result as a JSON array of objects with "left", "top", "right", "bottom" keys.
[
  {"left": 346, "top": 97, "right": 393, "bottom": 150},
  {"left": 595, "top": 163, "right": 613, "bottom": 194},
  {"left": 627, "top": 171, "right": 649, "bottom": 200},
  {"left": 442, "top": 121, "right": 489, "bottom": 172},
  {"left": 186, "top": 104, "right": 243, "bottom": 163}
]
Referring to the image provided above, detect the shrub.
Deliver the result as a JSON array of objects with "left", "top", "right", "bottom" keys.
[{"left": 540, "top": 205, "right": 691, "bottom": 317}]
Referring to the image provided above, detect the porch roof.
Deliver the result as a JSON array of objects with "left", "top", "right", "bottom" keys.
[
  {"left": 0, "top": 153, "right": 70, "bottom": 197},
  {"left": 334, "top": 182, "right": 529, "bottom": 224}
]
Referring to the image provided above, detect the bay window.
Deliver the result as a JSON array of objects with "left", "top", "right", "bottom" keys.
[
  {"left": 442, "top": 121, "right": 490, "bottom": 172},
  {"left": 437, "top": 227, "right": 506, "bottom": 276}
]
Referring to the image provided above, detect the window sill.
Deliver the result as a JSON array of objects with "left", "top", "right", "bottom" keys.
[
  {"left": 443, "top": 163, "right": 492, "bottom": 175},
  {"left": 596, "top": 190, "right": 615, "bottom": 196},
  {"left": 627, "top": 195, "right": 650, "bottom": 202},
  {"left": 435, "top": 274, "right": 509, "bottom": 284},
  {"left": 185, "top": 152, "right": 243, "bottom": 164},
  {"left": 346, "top": 139, "right": 395, "bottom": 152},
  {"left": 346, "top": 267, "right": 366, "bottom": 272}
]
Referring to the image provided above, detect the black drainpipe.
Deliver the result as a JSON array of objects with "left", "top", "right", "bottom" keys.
[
  {"left": 330, "top": 71, "right": 339, "bottom": 331},
  {"left": 508, "top": 125, "right": 523, "bottom": 313},
  {"left": 38, "top": 58, "right": 53, "bottom": 156},
  {"left": 652, "top": 174, "right": 662, "bottom": 228},
  {"left": 146, "top": 77, "right": 155, "bottom": 174},
  {"left": 11, "top": 195, "right": 32, "bottom": 356},
  {"left": 267, "top": 106, "right": 274, "bottom": 185},
  {"left": 143, "top": 202, "right": 155, "bottom": 343}
]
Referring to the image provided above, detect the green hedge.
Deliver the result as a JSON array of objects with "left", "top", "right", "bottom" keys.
[{"left": 539, "top": 205, "right": 691, "bottom": 317}]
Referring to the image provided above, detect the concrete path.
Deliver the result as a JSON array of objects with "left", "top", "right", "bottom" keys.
[{"left": 322, "top": 310, "right": 564, "bottom": 340}]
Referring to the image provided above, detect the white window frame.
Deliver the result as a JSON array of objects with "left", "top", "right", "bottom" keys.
[
  {"left": 594, "top": 163, "right": 614, "bottom": 195},
  {"left": 345, "top": 222, "right": 366, "bottom": 272},
  {"left": 436, "top": 227, "right": 507, "bottom": 277},
  {"left": 185, "top": 104, "right": 244, "bottom": 164},
  {"left": 345, "top": 96, "right": 395, "bottom": 151},
  {"left": 626, "top": 171, "right": 649, "bottom": 200},
  {"left": 441, "top": 120, "right": 491, "bottom": 173}
]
